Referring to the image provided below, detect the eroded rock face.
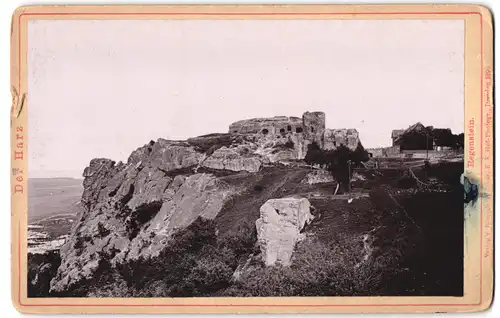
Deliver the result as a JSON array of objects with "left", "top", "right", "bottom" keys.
[
  {"left": 202, "top": 146, "right": 262, "bottom": 173},
  {"left": 82, "top": 158, "right": 121, "bottom": 210},
  {"left": 122, "top": 173, "right": 236, "bottom": 261},
  {"left": 49, "top": 139, "right": 236, "bottom": 293},
  {"left": 255, "top": 198, "right": 314, "bottom": 266},
  {"left": 253, "top": 134, "right": 311, "bottom": 163}
]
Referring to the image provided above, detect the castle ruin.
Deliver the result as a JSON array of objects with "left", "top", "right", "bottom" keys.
[{"left": 228, "top": 111, "right": 360, "bottom": 159}]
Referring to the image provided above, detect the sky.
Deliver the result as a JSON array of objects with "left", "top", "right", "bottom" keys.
[{"left": 28, "top": 19, "right": 464, "bottom": 178}]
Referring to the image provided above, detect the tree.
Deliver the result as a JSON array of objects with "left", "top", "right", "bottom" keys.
[
  {"left": 327, "top": 145, "right": 351, "bottom": 192},
  {"left": 305, "top": 142, "right": 370, "bottom": 193},
  {"left": 454, "top": 133, "right": 464, "bottom": 150},
  {"left": 432, "top": 129, "right": 454, "bottom": 147},
  {"left": 304, "top": 142, "right": 328, "bottom": 167},
  {"left": 350, "top": 142, "right": 370, "bottom": 167}
]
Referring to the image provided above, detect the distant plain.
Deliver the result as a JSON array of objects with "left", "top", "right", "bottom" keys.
[{"left": 28, "top": 178, "right": 83, "bottom": 239}]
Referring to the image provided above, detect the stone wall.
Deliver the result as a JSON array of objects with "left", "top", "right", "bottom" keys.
[
  {"left": 323, "top": 128, "right": 360, "bottom": 151},
  {"left": 367, "top": 146, "right": 401, "bottom": 158}
]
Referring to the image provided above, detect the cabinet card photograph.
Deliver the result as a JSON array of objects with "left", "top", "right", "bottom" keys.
[{"left": 10, "top": 4, "right": 493, "bottom": 314}]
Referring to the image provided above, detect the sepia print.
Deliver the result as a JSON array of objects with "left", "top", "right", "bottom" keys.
[{"left": 12, "top": 4, "right": 493, "bottom": 314}]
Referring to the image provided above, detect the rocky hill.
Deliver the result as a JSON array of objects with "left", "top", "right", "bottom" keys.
[{"left": 28, "top": 129, "right": 464, "bottom": 298}]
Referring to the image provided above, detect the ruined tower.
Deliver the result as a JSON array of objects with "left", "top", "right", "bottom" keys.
[{"left": 302, "top": 111, "right": 326, "bottom": 147}]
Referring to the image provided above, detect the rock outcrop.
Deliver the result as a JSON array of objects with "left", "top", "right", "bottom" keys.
[
  {"left": 120, "top": 173, "right": 236, "bottom": 261},
  {"left": 201, "top": 146, "right": 262, "bottom": 173},
  {"left": 51, "top": 132, "right": 326, "bottom": 291},
  {"left": 255, "top": 198, "right": 314, "bottom": 266},
  {"left": 50, "top": 139, "right": 237, "bottom": 293},
  {"left": 50, "top": 131, "right": 303, "bottom": 292}
]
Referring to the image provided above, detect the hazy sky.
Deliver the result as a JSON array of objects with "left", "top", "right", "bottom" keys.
[{"left": 28, "top": 19, "right": 464, "bottom": 178}]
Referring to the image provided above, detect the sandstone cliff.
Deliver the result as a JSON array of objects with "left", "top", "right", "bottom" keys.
[
  {"left": 51, "top": 138, "right": 238, "bottom": 292},
  {"left": 50, "top": 133, "right": 315, "bottom": 293}
]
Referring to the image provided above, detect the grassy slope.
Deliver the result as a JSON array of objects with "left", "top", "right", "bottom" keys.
[
  {"left": 215, "top": 165, "right": 334, "bottom": 234},
  {"left": 216, "top": 162, "right": 464, "bottom": 296}
]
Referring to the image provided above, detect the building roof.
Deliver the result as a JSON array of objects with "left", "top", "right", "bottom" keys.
[
  {"left": 404, "top": 122, "right": 426, "bottom": 133},
  {"left": 391, "top": 129, "right": 404, "bottom": 139},
  {"left": 393, "top": 122, "right": 428, "bottom": 143}
]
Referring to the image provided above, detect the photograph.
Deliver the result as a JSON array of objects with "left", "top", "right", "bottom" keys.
[{"left": 25, "top": 17, "right": 468, "bottom": 299}]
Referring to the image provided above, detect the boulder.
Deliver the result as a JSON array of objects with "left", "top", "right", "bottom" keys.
[{"left": 255, "top": 198, "right": 314, "bottom": 266}]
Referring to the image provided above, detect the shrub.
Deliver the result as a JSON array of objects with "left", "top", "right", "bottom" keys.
[
  {"left": 113, "top": 216, "right": 259, "bottom": 297},
  {"left": 177, "top": 252, "right": 234, "bottom": 296},
  {"left": 27, "top": 251, "right": 61, "bottom": 297},
  {"left": 222, "top": 238, "right": 386, "bottom": 297},
  {"left": 218, "top": 222, "right": 258, "bottom": 258},
  {"left": 87, "top": 274, "right": 131, "bottom": 298},
  {"left": 117, "top": 217, "right": 220, "bottom": 293}
]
